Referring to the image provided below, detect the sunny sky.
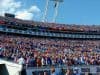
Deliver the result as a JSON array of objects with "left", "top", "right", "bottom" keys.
[{"left": 0, "top": 0, "right": 100, "bottom": 25}]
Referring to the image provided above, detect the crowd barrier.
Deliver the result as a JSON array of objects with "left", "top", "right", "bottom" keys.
[{"left": 26, "top": 65, "right": 100, "bottom": 75}]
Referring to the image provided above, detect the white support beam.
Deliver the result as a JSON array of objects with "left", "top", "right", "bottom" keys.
[
  {"left": 52, "top": 1, "right": 59, "bottom": 22},
  {"left": 42, "top": 0, "right": 49, "bottom": 22}
]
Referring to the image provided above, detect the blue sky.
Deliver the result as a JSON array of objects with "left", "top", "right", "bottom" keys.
[
  {"left": 21, "top": 0, "right": 100, "bottom": 25},
  {"left": 0, "top": 0, "right": 100, "bottom": 25}
]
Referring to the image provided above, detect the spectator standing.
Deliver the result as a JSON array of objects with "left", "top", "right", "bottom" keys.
[{"left": 17, "top": 56, "right": 25, "bottom": 65}]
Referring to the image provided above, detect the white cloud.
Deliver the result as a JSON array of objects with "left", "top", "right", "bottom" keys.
[
  {"left": 0, "top": 0, "right": 41, "bottom": 20},
  {"left": 0, "top": 0, "right": 21, "bottom": 15},
  {"left": 15, "top": 10, "right": 34, "bottom": 20},
  {"left": 16, "top": 6, "right": 41, "bottom": 20},
  {"left": 29, "top": 6, "right": 40, "bottom": 13}
]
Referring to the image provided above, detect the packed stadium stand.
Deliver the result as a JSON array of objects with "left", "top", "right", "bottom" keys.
[{"left": 0, "top": 14, "right": 100, "bottom": 75}]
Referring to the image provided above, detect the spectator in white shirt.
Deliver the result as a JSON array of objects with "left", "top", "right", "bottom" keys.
[{"left": 17, "top": 56, "right": 25, "bottom": 65}]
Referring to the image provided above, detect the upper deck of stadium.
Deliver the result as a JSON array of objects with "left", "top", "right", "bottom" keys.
[
  {"left": 0, "top": 15, "right": 100, "bottom": 33},
  {"left": 0, "top": 14, "right": 100, "bottom": 40}
]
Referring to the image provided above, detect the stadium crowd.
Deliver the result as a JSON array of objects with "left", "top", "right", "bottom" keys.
[{"left": 0, "top": 34, "right": 100, "bottom": 67}]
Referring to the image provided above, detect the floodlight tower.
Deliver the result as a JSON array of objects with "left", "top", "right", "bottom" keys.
[
  {"left": 42, "top": 0, "right": 63, "bottom": 22},
  {"left": 51, "top": 0, "right": 63, "bottom": 22},
  {"left": 42, "top": 0, "right": 49, "bottom": 22}
]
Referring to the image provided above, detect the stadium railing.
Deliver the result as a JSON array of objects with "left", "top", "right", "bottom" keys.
[{"left": 26, "top": 65, "right": 100, "bottom": 75}]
